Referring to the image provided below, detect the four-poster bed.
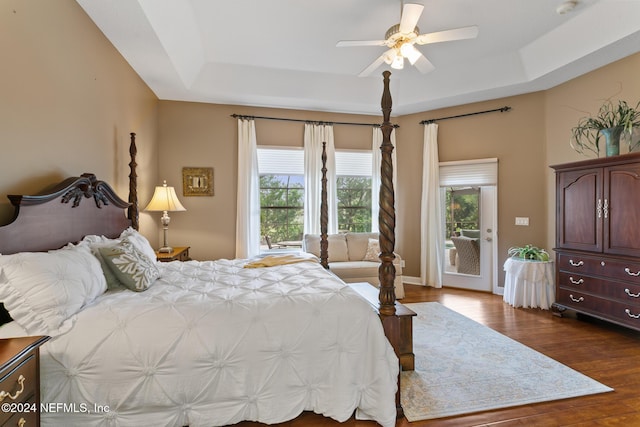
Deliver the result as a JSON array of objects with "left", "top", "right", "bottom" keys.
[{"left": 0, "top": 73, "right": 404, "bottom": 426}]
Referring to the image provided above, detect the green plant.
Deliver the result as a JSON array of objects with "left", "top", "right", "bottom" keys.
[
  {"left": 570, "top": 99, "right": 640, "bottom": 157},
  {"left": 507, "top": 244, "right": 549, "bottom": 261}
]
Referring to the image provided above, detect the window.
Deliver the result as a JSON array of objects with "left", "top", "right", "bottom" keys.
[
  {"left": 257, "top": 148, "right": 304, "bottom": 244},
  {"left": 257, "top": 148, "right": 374, "bottom": 241},
  {"left": 336, "top": 150, "right": 372, "bottom": 232}
]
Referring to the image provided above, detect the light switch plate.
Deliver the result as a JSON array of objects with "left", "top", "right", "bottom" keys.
[{"left": 515, "top": 217, "right": 529, "bottom": 226}]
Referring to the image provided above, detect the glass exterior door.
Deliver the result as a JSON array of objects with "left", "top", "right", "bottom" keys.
[{"left": 442, "top": 186, "right": 496, "bottom": 292}]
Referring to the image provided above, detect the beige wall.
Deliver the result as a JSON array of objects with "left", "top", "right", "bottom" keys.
[
  {"left": 397, "top": 92, "right": 547, "bottom": 284},
  {"left": 157, "top": 101, "right": 378, "bottom": 261},
  {"left": 158, "top": 91, "right": 549, "bottom": 285},
  {"left": 0, "top": 0, "right": 159, "bottom": 240}
]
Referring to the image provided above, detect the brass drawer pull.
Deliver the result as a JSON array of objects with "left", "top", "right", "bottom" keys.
[
  {"left": 569, "top": 294, "right": 584, "bottom": 303},
  {"left": 0, "top": 374, "right": 25, "bottom": 402},
  {"left": 625, "top": 267, "right": 640, "bottom": 277},
  {"left": 625, "top": 288, "right": 640, "bottom": 298},
  {"left": 625, "top": 308, "right": 640, "bottom": 319},
  {"left": 18, "top": 418, "right": 26, "bottom": 427},
  {"left": 569, "top": 260, "right": 584, "bottom": 267},
  {"left": 569, "top": 277, "right": 584, "bottom": 285}
]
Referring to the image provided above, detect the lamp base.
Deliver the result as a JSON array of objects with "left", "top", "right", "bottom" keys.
[{"left": 158, "top": 246, "right": 173, "bottom": 253}]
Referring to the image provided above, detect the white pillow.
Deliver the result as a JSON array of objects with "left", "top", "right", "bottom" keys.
[
  {"left": 362, "top": 238, "right": 381, "bottom": 261},
  {"left": 120, "top": 227, "right": 157, "bottom": 264},
  {"left": 0, "top": 245, "right": 107, "bottom": 336}
]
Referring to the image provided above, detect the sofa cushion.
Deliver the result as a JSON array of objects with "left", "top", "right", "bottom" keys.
[
  {"left": 329, "top": 260, "right": 379, "bottom": 280},
  {"left": 345, "top": 232, "right": 378, "bottom": 261},
  {"left": 303, "top": 234, "right": 349, "bottom": 262}
]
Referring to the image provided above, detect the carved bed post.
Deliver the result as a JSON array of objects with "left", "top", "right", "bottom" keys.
[
  {"left": 320, "top": 141, "right": 329, "bottom": 269},
  {"left": 378, "top": 71, "right": 397, "bottom": 316},
  {"left": 128, "top": 132, "right": 139, "bottom": 230}
]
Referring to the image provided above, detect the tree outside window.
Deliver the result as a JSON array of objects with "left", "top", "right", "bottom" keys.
[
  {"left": 444, "top": 186, "right": 479, "bottom": 238},
  {"left": 337, "top": 176, "right": 371, "bottom": 232},
  {"left": 260, "top": 174, "right": 304, "bottom": 243}
]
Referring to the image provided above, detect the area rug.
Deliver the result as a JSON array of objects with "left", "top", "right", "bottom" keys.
[{"left": 400, "top": 302, "right": 613, "bottom": 421}]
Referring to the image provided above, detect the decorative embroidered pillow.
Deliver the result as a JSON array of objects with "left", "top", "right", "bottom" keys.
[
  {"left": 0, "top": 245, "right": 107, "bottom": 335},
  {"left": 78, "top": 235, "right": 124, "bottom": 289},
  {"left": 99, "top": 237, "right": 160, "bottom": 292},
  {"left": 362, "top": 238, "right": 381, "bottom": 261}
]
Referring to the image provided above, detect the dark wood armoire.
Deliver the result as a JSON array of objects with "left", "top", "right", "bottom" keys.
[{"left": 552, "top": 152, "right": 640, "bottom": 331}]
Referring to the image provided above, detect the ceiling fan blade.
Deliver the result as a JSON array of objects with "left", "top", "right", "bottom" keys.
[
  {"left": 415, "top": 25, "right": 479, "bottom": 45},
  {"left": 413, "top": 53, "right": 435, "bottom": 74},
  {"left": 399, "top": 3, "right": 424, "bottom": 34},
  {"left": 336, "top": 40, "right": 387, "bottom": 47},
  {"left": 358, "top": 52, "right": 389, "bottom": 77}
]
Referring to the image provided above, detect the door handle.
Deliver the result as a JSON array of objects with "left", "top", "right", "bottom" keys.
[{"left": 484, "top": 237, "right": 492, "bottom": 242}]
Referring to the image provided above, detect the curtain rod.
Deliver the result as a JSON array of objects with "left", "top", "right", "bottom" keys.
[
  {"left": 419, "top": 106, "right": 511, "bottom": 125},
  {"left": 231, "top": 113, "right": 400, "bottom": 128}
]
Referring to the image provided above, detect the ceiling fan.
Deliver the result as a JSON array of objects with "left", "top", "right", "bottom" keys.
[{"left": 336, "top": 1, "right": 479, "bottom": 77}]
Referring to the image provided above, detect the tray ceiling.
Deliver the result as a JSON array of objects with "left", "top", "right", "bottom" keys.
[{"left": 77, "top": 0, "right": 640, "bottom": 116}]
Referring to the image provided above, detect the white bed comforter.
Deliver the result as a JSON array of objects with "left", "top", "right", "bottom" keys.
[{"left": 2, "top": 259, "right": 398, "bottom": 427}]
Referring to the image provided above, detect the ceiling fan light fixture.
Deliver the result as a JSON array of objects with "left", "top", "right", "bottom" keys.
[
  {"left": 335, "top": 1, "right": 479, "bottom": 77},
  {"left": 391, "top": 54, "right": 404, "bottom": 70},
  {"left": 383, "top": 50, "right": 395, "bottom": 65},
  {"left": 400, "top": 42, "right": 421, "bottom": 65}
]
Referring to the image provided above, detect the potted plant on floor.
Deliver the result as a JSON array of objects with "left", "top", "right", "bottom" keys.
[
  {"left": 507, "top": 244, "right": 549, "bottom": 261},
  {"left": 570, "top": 99, "right": 640, "bottom": 157}
]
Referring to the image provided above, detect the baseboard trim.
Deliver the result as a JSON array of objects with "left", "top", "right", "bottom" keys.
[{"left": 403, "top": 276, "right": 423, "bottom": 286}]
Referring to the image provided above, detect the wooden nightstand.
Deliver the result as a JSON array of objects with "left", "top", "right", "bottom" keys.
[
  {"left": 0, "top": 336, "right": 50, "bottom": 426},
  {"left": 156, "top": 246, "right": 190, "bottom": 262}
]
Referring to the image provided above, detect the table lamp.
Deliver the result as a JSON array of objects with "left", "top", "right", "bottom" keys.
[{"left": 144, "top": 180, "right": 186, "bottom": 253}]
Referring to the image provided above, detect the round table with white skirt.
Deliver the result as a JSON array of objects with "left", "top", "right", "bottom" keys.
[{"left": 503, "top": 258, "right": 555, "bottom": 309}]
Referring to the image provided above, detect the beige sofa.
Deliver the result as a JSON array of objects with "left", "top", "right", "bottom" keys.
[{"left": 303, "top": 232, "right": 404, "bottom": 299}]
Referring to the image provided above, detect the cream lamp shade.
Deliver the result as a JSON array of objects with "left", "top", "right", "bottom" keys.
[{"left": 144, "top": 181, "right": 186, "bottom": 253}]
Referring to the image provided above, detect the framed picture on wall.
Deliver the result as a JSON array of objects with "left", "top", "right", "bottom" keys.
[{"left": 182, "top": 167, "right": 214, "bottom": 196}]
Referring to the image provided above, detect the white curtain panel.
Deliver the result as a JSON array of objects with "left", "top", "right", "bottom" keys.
[
  {"left": 304, "top": 124, "right": 337, "bottom": 234},
  {"left": 420, "top": 123, "right": 444, "bottom": 287},
  {"left": 371, "top": 127, "right": 397, "bottom": 233},
  {"left": 235, "top": 119, "right": 261, "bottom": 258}
]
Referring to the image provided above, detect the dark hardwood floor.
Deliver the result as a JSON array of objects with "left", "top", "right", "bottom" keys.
[{"left": 235, "top": 284, "right": 640, "bottom": 426}]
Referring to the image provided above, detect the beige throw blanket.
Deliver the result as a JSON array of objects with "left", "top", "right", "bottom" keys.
[{"left": 243, "top": 252, "right": 319, "bottom": 268}]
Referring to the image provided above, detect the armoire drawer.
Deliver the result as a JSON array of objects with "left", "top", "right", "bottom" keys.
[
  {"left": 558, "top": 253, "right": 640, "bottom": 285},
  {"left": 557, "top": 289, "right": 640, "bottom": 329},
  {"left": 558, "top": 272, "right": 640, "bottom": 304},
  {"left": 557, "top": 253, "right": 605, "bottom": 275}
]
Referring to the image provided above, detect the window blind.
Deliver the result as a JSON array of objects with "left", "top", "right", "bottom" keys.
[
  {"left": 439, "top": 158, "right": 498, "bottom": 186},
  {"left": 257, "top": 147, "right": 304, "bottom": 175},
  {"left": 335, "top": 151, "right": 372, "bottom": 177},
  {"left": 258, "top": 147, "right": 372, "bottom": 177}
]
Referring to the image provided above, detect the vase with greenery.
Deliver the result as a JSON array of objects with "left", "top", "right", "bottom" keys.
[
  {"left": 507, "top": 244, "right": 549, "bottom": 261},
  {"left": 570, "top": 99, "right": 640, "bottom": 157}
]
